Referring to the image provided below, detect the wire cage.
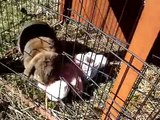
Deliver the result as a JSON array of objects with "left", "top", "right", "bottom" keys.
[{"left": 0, "top": 0, "right": 160, "bottom": 120}]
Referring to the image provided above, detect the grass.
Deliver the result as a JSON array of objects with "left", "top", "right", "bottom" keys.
[{"left": 0, "top": 76, "right": 45, "bottom": 120}]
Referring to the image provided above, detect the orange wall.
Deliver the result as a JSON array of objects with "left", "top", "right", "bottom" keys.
[
  {"left": 61, "top": 0, "right": 144, "bottom": 43},
  {"left": 70, "top": 0, "right": 126, "bottom": 42},
  {"left": 102, "top": 0, "right": 160, "bottom": 119}
]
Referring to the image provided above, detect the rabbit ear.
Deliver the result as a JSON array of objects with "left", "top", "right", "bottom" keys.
[{"left": 24, "top": 63, "right": 35, "bottom": 77}]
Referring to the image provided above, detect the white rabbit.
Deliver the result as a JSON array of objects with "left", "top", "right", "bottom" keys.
[
  {"left": 74, "top": 52, "right": 107, "bottom": 79},
  {"left": 37, "top": 80, "right": 70, "bottom": 101}
]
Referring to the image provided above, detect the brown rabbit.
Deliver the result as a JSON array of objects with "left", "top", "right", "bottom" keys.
[{"left": 23, "top": 36, "right": 60, "bottom": 85}]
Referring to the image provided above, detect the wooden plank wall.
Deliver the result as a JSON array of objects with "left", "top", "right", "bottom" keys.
[
  {"left": 102, "top": 0, "right": 160, "bottom": 119},
  {"left": 61, "top": 0, "right": 127, "bottom": 43}
]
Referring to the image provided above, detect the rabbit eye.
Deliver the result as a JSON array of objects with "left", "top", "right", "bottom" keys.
[{"left": 86, "top": 57, "right": 94, "bottom": 63}]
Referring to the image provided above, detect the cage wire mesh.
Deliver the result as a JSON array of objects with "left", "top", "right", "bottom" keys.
[{"left": 0, "top": 0, "right": 159, "bottom": 120}]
